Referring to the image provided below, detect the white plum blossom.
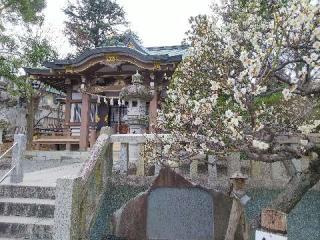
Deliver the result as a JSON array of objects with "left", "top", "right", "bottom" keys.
[
  {"left": 240, "top": 88, "right": 247, "bottom": 95},
  {"left": 302, "top": 56, "right": 312, "bottom": 65},
  {"left": 310, "top": 53, "right": 318, "bottom": 61},
  {"left": 194, "top": 117, "right": 202, "bottom": 126},
  {"left": 253, "top": 85, "right": 267, "bottom": 95},
  {"left": 252, "top": 140, "right": 270, "bottom": 150},
  {"left": 144, "top": 0, "right": 320, "bottom": 187},
  {"left": 298, "top": 120, "right": 320, "bottom": 134},
  {"left": 313, "top": 41, "right": 320, "bottom": 49},
  {"left": 282, "top": 88, "right": 293, "bottom": 101},
  {"left": 141, "top": 0, "right": 320, "bottom": 226},
  {"left": 298, "top": 125, "right": 314, "bottom": 135},
  {"left": 163, "top": 145, "right": 171, "bottom": 155},
  {"left": 227, "top": 77, "right": 235, "bottom": 86},
  {"left": 225, "top": 110, "right": 234, "bottom": 118},
  {"left": 230, "top": 116, "right": 242, "bottom": 127},
  {"left": 210, "top": 81, "right": 220, "bottom": 91},
  {"left": 300, "top": 139, "right": 309, "bottom": 146}
]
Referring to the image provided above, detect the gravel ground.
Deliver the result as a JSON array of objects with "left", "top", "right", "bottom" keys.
[{"left": 246, "top": 189, "right": 320, "bottom": 240}]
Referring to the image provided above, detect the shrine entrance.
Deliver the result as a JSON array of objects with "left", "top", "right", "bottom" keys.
[
  {"left": 96, "top": 99, "right": 128, "bottom": 134},
  {"left": 26, "top": 38, "right": 187, "bottom": 150}
]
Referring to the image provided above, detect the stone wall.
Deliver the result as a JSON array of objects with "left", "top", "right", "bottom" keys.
[{"left": 0, "top": 85, "right": 27, "bottom": 138}]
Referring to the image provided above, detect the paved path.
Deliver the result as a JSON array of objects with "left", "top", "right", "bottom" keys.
[
  {"left": 0, "top": 146, "right": 121, "bottom": 187},
  {"left": 0, "top": 163, "right": 82, "bottom": 187}
]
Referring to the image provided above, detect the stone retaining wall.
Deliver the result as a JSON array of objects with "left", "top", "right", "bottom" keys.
[{"left": 53, "top": 128, "right": 113, "bottom": 240}]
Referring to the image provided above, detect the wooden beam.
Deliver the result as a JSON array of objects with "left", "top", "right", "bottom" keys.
[{"left": 64, "top": 85, "right": 72, "bottom": 130}]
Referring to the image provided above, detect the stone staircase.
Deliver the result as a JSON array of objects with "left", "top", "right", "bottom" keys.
[{"left": 0, "top": 185, "right": 56, "bottom": 239}]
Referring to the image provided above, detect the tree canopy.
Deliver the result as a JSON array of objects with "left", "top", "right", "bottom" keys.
[
  {"left": 146, "top": 0, "right": 320, "bottom": 219},
  {"left": 64, "top": 0, "right": 129, "bottom": 52},
  {"left": 0, "top": 0, "right": 57, "bottom": 148},
  {"left": 0, "top": 0, "right": 46, "bottom": 24},
  {"left": 0, "top": 0, "right": 49, "bottom": 87}
]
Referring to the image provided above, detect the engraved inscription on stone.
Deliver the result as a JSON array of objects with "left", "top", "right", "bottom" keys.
[{"left": 147, "top": 187, "right": 214, "bottom": 240}]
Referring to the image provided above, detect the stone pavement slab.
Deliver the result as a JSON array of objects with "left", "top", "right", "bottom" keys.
[
  {"left": 0, "top": 216, "right": 54, "bottom": 226},
  {"left": 0, "top": 198, "right": 55, "bottom": 205},
  {"left": 0, "top": 163, "right": 82, "bottom": 187}
]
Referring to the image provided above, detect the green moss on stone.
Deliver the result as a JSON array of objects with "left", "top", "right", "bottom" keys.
[{"left": 89, "top": 184, "right": 147, "bottom": 240}]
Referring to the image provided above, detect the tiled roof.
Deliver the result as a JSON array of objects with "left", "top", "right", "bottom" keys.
[
  {"left": 146, "top": 45, "right": 189, "bottom": 57},
  {"left": 25, "top": 37, "right": 189, "bottom": 73}
]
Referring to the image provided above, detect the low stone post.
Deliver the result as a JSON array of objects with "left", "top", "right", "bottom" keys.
[
  {"left": 0, "top": 128, "right": 3, "bottom": 144},
  {"left": 115, "top": 143, "right": 128, "bottom": 174},
  {"left": 128, "top": 143, "right": 143, "bottom": 175},
  {"left": 10, "top": 134, "right": 27, "bottom": 183},
  {"left": 136, "top": 143, "right": 145, "bottom": 176},
  {"left": 154, "top": 146, "right": 162, "bottom": 176},
  {"left": 190, "top": 160, "right": 198, "bottom": 178},
  {"left": 227, "top": 152, "right": 241, "bottom": 177},
  {"left": 208, "top": 155, "right": 218, "bottom": 185},
  {"left": 255, "top": 209, "right": 287, "bottom": 240},
  {"left": 225, "top": 172, "right": 250, "bottom": 240},
  {"left": 154, "top": 162, "right": 161, "bottom": 176}
]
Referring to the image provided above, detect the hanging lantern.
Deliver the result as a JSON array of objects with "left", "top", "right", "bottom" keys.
[{"left": 80, "top": 83, "right": 85, "bottom": 90}]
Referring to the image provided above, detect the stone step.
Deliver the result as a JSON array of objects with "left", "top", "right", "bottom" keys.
[
  {"left": 0, "top": 238, "right": 24, "bottom": 240},
  {"left": 0, "top": 216, "right": 53, "bottom": 239},
  {"left": 0, "top": 198, "right": 55, "bottom": 218},
  {"left": 0, "top": 185, "right": 55, "bottom": 200}
]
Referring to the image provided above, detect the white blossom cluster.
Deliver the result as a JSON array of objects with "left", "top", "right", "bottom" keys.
[{"left": 144, "top": 0, "right": 320, "bottom": 166}]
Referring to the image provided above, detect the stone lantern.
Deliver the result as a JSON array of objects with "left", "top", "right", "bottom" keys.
[{"left": 120, "top": 71, "right": 153, "bottom": 134}]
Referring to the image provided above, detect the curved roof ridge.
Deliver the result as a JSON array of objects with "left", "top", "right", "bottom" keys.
[{"left": 147, "top": 45, "right": 189, "bottom": 50}]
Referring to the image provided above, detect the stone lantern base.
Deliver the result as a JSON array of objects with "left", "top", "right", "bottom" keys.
[{"left": 0, "top": 128, "right": 3, "bottom": 144}]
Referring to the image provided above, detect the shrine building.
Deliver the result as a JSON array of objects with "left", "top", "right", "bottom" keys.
[{"left": 25, "top": 38, "right": 188, "bottom": 151}]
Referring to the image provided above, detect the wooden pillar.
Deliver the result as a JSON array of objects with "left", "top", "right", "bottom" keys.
[
  {"left": 80, "top": 92, "right": 90, "bottom": 151},
  {"left": 149, "top": 89, "right": 158, "bottom": 132},
  {"left": 64, "top": 84, "right": 72, "bottom": 133}
]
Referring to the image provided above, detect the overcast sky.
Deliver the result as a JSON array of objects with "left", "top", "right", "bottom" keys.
[{"left": 43, "top": 0, "right": 214, "bottom": 57}]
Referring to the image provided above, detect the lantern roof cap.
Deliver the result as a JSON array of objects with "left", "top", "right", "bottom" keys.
[{"left": 120, "top": 71, "right": 153, "bottom": 101}]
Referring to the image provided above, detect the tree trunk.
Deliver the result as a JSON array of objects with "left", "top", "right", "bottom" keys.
[
  {"left": 26, "top": 97, "right": 34, "bottom": 150},
  {"left": 269, "top": 157, "right": 320, "bottom": 213},
  {"left": 26, "top": 95, "right": 40, "bottom": 150},
  {"left": 225, "top": 199, "right": 249, "bottom": 240},
  {"left": 225, "top": 199, "right": 242, "bottom": 240}
]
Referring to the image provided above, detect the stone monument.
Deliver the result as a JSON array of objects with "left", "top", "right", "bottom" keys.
[{"left": 111, "top": 167, "right": 245, "bottom": 240}]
